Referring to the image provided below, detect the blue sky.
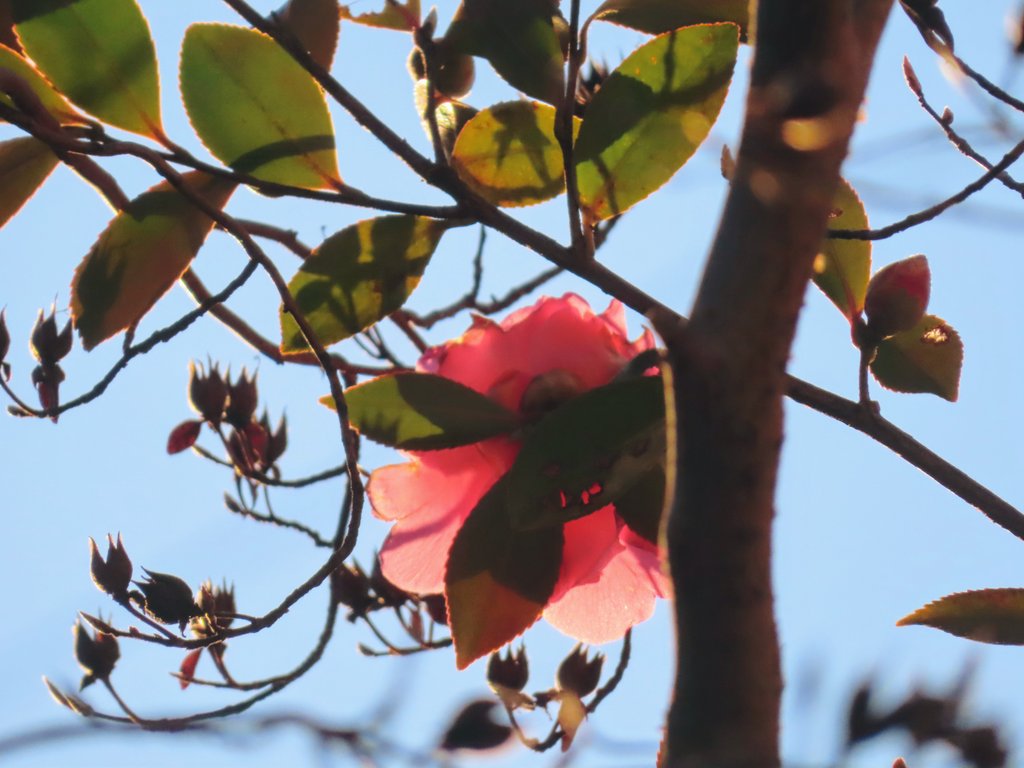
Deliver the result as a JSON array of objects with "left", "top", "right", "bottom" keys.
[{"left": 3, "top": 2, "right": 1024, "bottom": 766}]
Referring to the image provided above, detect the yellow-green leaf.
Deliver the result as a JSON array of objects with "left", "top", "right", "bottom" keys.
[
  {"left": 71, "top": 172, "right": 235, "bottom": 350},
  {"left": 12, "top": 0, "right": 163, "bottom": 138},
  {"left": 339, "top": 0, "right": 420, "bottom": 30},
  {"left": 452, "top": 101, "right": 579, "bottom": 208},
  {"left": 589, "top": 0, "right": 750, "bottom": 39},
  {"left": 0, "top": 44, "right": 78, "bottom": 123},
  {"left": 446, "top": 473, "right": 563, "bottom": 669},
  {"left": 0, "top": 136, "right": 57, "bottom": 230},
  {"left": 575, "top": 24, "right": 737, "bottom": 222},
  {"left": 281, "top": 215, "right": 452, "bottom": 353},
  {"left": 814, "top": 177, "right": 871, "bottom": 318},
  {"left": 276, "top": 0, "right": 340, "bottom": 69},
  {"left": 445, "top": 0, "right": 564, "bottom": 104},
  {"left": 870, "top": 314, "right": 962, "bottom": 401},
  {"left": 180, "top": 23, "right": 340, "bottom": 189},
  {"left": 898, "top": 589, "right": 1024, "bottom": 645}
]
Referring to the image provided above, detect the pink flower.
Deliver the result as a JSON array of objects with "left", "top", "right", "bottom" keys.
[{"left": 368, "top": 294, "right": 670, "bottom": 651}]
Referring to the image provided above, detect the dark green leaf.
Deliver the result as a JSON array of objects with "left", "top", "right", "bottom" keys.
[
  {"left": 0, "top": 136, "right": 57, "bottom": 230},
  {"left": 613, "top": 466, "right": 665, "bottom": 544},
  {"left": 281, "top": 215, "right": 453, "bottom": 352},
  {"left": 13, "top": 0, "right": 163, "bottom": 138},
  {"left": 505, "top": 376, "right": 666, "bottom": 531},
  {"left": 898, "top": 589, "right": 1024, "bottom": 644},
  {"left": 445, "top": 0, "right": 564, "bottom": 104},
  {"left": 814, "top": 177, "right": 871, "bottom": 318},
  {"left": 452, "top": 101, "right": 579, "bottom": 207},
  {"left": 0, "top": 1, "right": 20, "bottom": 52},
  {"left": 870, "top": 314, "right": 962, "bottom": 401},
  {"left": 321, "top": 372, "right": 519, "bottom": 450},
  {"left": 71, "top": 172, "right": 235, "bottom": 350},
  {"left": 575, "top": 24, "right": 738, "bottom": 221},
  {"left": 180, "top": 23, "right": 340, "bottom": 189},
  {"left": 276, "top": 0, "right": 340, "bottom": 69},
  {"left": 446, "top": 473, "right": 563, "bottom": 669},
  {"left": 588, "top": 0, "right": 750, "bottom": 39}
]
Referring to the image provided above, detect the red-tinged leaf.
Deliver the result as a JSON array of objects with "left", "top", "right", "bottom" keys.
[
  {"left": 898, "top": 589, "right": 1024, "bottom": 645},
  {"left": 0, "top": 43, "right": 79, "bottom": 122},
  {"left": 276, "top": 0, "right": 340, "bottom": 70},
  {"left": 0, "top": 136, "right": 57, "bottom": 231},
  {"left": 870, "top": 314, "right": 962, "bottom": 401},
  {"left": 588, "top": 0, "right": 750, "bottom": 40},
  {"left": 70, "top": 172, "right": 235, "bottom": 350},
  {"left": 178, "top": 648, "right": 203, "bottom": 689},
  {"left": 323, "top": 372, "right": 519, "bottom": 450},
  {"left": 864, "top": 254, "right": 930, "bottom": 339},
  {"left": 12, "top": 0, "right": 163, "bottom": 138},
  {"left": 814, "top": 177, "right": 871, "bottom": 318},
  {"left": 339, "top": 0, "right": 420, "bottom": 31},
  {"left": 446, "top": 474, "right": 563, "bottom": 669},
  {"left": 167, "top": 420, "right": 203, "bottom": 454},
  {"left": 445, "top": 0, "right": 564, "bottom": 104}
]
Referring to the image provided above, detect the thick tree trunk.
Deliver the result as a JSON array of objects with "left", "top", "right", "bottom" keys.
[{"left": 664, "top": 2, "right": 894, "bottom": 766}]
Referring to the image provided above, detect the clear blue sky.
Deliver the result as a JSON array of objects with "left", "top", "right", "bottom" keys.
[{"left": 3, "top": 2, "right": 1024, "bottom": 766}]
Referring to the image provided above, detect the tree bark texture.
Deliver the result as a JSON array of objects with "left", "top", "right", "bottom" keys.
[{"left": 664, "top": 2, "right": 894, "bottom": 766}]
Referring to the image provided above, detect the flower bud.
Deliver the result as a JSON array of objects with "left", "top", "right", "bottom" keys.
[
  {"left": 0, "top": 308, "right": 9, "bottom": 363},
  {"left": 188, "top": 361, "right": 227, "bottom": 425},
  {"left": 556, "top": 644, "right": 604, "bottom": 698},
  {"left": 89, "top": 534, "right": 132, "bottom": 599},
  {"left": 192, "top": 580, "right": 235, "bottom": 637},
  {"left": 31, "top": 362, "right": 64, "bottom": 420},
  {"left": 73, "top": 620, "right": 119, "bottom": 690},
  {"left": 439, "top": 700, "right": 512, "bottom": 752},
  {"left": 30, "top": 308, "right": 72, "bottom": 366},
  {"left": 863, "top": 255, "right": 931, "bottom": 341},
  {"left": 261, "top": 411, "right": 288, "bottom": 466},
  {"left": 487, "top": 646, "right": 529, "bottom": 693},
  {"left": 331, "top": 563, "right": 374, "bottom": 619},
  {"left": 421, "top": 594, "right": 448, "bottom": 626},
  {"left": 131, "top": 569, "right": 200, "bottom": 631},
  {"left": 225, "top": 369, "right": 258, "bottom": 429},
  {"left": 370, "top": 555, "right": 411, "bottom": 608}
]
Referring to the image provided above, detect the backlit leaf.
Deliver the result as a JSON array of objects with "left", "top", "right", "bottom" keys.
[
  {"left": 588, "top": 0, "right": 750, "bottom": 39},
  {"left": 505, "top": 376, "right": 666, "bottom": 532},
  {"left": 414, "top": 80, "right": 477, "bottom": 156},
  {"left": 12, "top": 0, "right": 162, "bottom": 138},
  {"left": 321, "top": 372, "right": 519, "bottom": 450},
  {"left": 898, "top": 589, "right": 1024, "bottom": 645},
  {"left": 276, "top": 0, "right": 340, "bottom": 69},
  {"left": 0, "top": 136, "right": 57, "bottom": 230},
  {"left": 71, "top": 172, "right": 235, "bottom": 350},
  {"left": 814, "top": 177, "right": 871, "bottom": 318},
  {"left": 870, "top": 314, "right": 962, "bottom": 401},
  {"left": 613, "top": 466, "right": 665, "bottom": 544},
  {"left": 575, "top": 24, "right": 737, "bottom": 221},
  {"left": 181, "top": 23, "right": 340, "bottom": 189},
  {"left": 0, "top": 1, "right": 20, "bottom": 52},
  {"left": 445, "top": 0, "right": 564, "bottom": 104},
  {"left": 452, "top": 101, "right": 580, "bottom": 207},
  {"left": 446, "top": 473, "right": 563, "bottom": 669},
  {"left": 0, "top": 44, "right": 77, "bottom": 121},
  {"left": 339, "top": 0, "right": 419, "bottom": 30},
  {"left": 281, "top": 215, "right": 452, "bottom": 352}
]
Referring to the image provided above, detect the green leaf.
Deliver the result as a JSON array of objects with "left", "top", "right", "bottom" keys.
[
  {"left": 870, "top": 314, "right": 962, "bottom": 401},
  {"left": 0, "top": 44, "right": 77, "bottom": 121},
  {"left": 613, "top": 466, "right": 665, "bottom": 544},
  {"left": 445, "top": 0, "right": 564, "bottom": 104},
  {"left": 71, "top": 172, "right": 235, "bottom": 350},
  {"left": 898, "top": 589, "right": 1024, "bottom": 645},
  {"left": 451, "top": 101, "right": 580, "bottom": 208},
  {"left": 446, "top": 473, "right": 563, "bottom": 669},
  {"left": 814, "top": 177, "right": 871, "bottom": 318},
  {"left": 0, "top": 137, "right": 57, "bottom": 230},
  {"left": 276, "top": 0, "right": 340, "bottom": 69},
  {"left": 180, "top": 23, "right": 340, "bottom": 189},
  {"left": 588, "top": 0, "right": 750, "bottom": 39},
  {"left": 0, "top": 2, "right": 21, "bottom": 53},
  {"left": 339, "top": 0, "right": 420, "bottom": 30},
  {"left": 321, "top": 372, "right": 519, "bottom": 450},
  {"left": 12, "top": 0, "right": 163, "bottom": 138},
  {"left": 575, "top": 24, "right": 737, "bottom": 222},
  {"left": 505, "top": 376, "right": 666, "bottom": 532},
  {"left": 280, "top": 215, "right": 452, "bottom": 352},
  {"left": 414, "top": 80, "right": 478, "bottom": 156}
]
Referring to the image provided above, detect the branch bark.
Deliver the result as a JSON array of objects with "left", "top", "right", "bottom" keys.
[{"left": 663, "top": 2, "right": 894, "bottom": 765}]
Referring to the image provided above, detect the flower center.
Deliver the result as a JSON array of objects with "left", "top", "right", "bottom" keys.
[{"left": 518, "top": 369, "right": 584, "bottom": 423}]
